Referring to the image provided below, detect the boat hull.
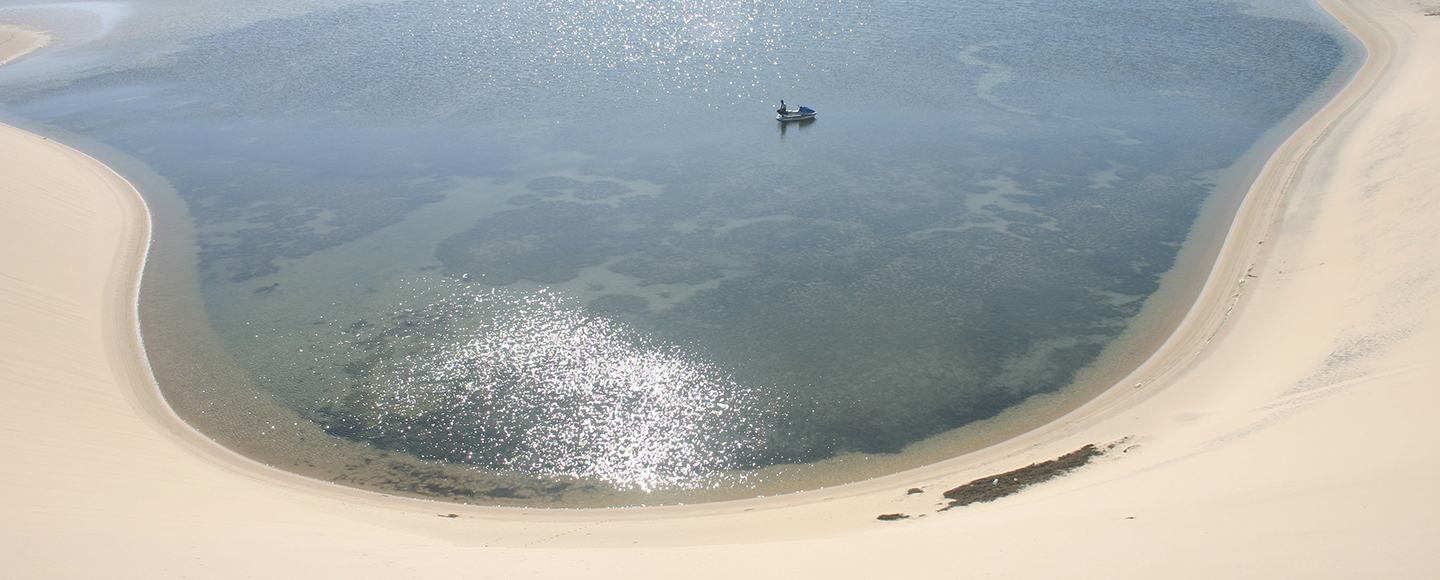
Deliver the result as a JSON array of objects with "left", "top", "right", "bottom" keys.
[{"left": 776, "top": 105, "right": 817, "bottom": 122}]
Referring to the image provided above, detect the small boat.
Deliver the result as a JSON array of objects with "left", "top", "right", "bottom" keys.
[{"left": 776, "top": 105, "right": 817, "bottom": 122}]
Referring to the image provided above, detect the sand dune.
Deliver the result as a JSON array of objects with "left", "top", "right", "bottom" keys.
[{"left": 2, "top": 0, "right": 1438, "bottom": 576}]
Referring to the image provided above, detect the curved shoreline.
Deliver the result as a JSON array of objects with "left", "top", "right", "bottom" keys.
[{"left": 4, "top": 0, "right": 1440, "bottom": 574}]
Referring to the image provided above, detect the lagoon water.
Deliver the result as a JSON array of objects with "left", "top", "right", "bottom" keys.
[{"left": 1, "top": 0, "right": 1356, "bottom": 506}]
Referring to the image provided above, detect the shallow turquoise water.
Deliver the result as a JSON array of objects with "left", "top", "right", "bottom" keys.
[{"left": 0, "top": 0, "right": 1354, "bottom": 504}]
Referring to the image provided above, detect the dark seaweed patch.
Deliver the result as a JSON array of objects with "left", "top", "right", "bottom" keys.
[
  {"left": 574, "top": 180, "right": 633, "bottom": 200},
  {"left": 185, "top": 177, "right": 445, "bottom": 282},
  {"left": 942, "top": 444, "right": 1104, "bottom": 509}
]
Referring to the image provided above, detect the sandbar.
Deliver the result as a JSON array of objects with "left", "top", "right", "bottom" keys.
[{"left": 0, "top": 25, "right": 48, "bottom": 66}]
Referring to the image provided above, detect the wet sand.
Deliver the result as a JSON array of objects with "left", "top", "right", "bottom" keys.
[{"left": 2, "top": 0, "right": 1439, "bottom": 575}]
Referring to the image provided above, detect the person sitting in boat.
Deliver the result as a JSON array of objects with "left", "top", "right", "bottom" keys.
[{"left": 777, "top": 100, "right": 788, "bottom": 115}]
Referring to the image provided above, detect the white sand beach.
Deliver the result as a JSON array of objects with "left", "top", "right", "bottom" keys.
[{"left": 2, "top": 0, "right": 1438, "bottom": 576}]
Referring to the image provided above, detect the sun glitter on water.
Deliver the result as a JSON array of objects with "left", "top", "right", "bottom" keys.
[{"left": 314, "top": 281, "right": 781, "bottom": 492}]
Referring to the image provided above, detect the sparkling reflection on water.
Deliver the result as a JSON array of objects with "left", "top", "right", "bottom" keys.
[{"left": 315, "top": 283, "right": 776, "bottom": 492}]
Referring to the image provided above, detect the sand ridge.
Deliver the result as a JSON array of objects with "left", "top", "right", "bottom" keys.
[{"left": 2, "top": 0, "right": 1439, "bottom": 575}]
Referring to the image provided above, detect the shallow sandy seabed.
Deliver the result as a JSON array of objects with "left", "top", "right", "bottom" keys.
[{"left": 3, "top": 0, "right": 1439, "bottom": 576}]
